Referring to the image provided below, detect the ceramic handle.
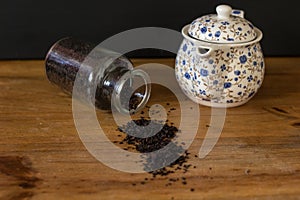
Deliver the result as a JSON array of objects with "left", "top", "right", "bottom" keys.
[
  {"left": 197, "top": 46, "right": 213, "bottom": 58},
  {"left": 231, "top": 9, "right": 245, "bottom": 18}
]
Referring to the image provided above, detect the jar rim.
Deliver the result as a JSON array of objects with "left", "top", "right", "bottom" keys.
[{"left": 112, "top": 68, "right": 151, "bottom": 115}]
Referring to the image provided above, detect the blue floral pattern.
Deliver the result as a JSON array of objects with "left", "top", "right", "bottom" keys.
[
  {"left": 220, "top": 64, "right": 226, "bottom": 71},
  {"left": 200, "top": 69, "right": 209, "bottom": 76},
  {"left": 234, "top": 70, "right": 241, "bottom": 76},
  {"left": 184, "top": 72, "right": 191, "bottom": 80},
  {"left": 215, "top": 31, "right": 221, "bottom": 37},
  {"left": 232, "top": 10, "right": 241, "bottom": 14},
  {"left": 201, "top": 27, "right": 207, "bottom": 34},
  {"left": 175, "top": 39, "right": 265, "bottom": 107},
  {"left": 224, "top": 82, "right": 232, "bottom": 89},
  {"left": 239, "top": 55, "right": 247, "bottom": 64},
  {"left": 183, "top": 44, "right": 187, "bottom": 52}
]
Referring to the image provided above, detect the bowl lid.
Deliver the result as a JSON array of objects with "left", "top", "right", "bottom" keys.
[{"left": 188, "top": 5, "right": 257, "bottom": 44}]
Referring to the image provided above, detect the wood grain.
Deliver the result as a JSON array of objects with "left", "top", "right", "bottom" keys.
[{"left": 0, "top": 58, "right": 300, "bottom": 199}]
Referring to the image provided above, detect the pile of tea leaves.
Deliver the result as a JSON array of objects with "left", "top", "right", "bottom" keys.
[{"left": 116, "top": 113, "right": 196, "bottom": 190}]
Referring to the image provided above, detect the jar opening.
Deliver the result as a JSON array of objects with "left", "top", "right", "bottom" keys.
[{"left": 112, "top": 69, "right": 151, "bottom": 114}]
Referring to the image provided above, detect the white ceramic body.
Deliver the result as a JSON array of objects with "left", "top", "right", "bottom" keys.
[{"left": 175, "top": 25, "right": 265, "bottom": 108}]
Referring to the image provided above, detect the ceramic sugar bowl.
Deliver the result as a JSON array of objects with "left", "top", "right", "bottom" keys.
[{"left": 175, "top": 4, "right": 265, "bottom": 108}]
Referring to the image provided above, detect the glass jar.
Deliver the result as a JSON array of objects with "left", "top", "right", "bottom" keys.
[{"left": 45, "top": 37, "right": 151, "bottom": 114}]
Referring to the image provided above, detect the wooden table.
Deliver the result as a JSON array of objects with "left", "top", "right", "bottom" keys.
[{"left": 0, "top": 58, "right": 300, "bottom": 199}]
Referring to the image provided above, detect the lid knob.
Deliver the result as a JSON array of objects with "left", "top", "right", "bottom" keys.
[{"left": 216, "top": 5, "right": 232, "bottom": 19}]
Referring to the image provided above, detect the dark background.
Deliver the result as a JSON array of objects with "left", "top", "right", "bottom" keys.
[{"left": 1, "top": 0, "right": 299, "bottom": 59}]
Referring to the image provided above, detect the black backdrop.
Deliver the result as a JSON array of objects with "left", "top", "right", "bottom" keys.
[{"left": 1, "top": 0, "right": 299, "bottom": 59}]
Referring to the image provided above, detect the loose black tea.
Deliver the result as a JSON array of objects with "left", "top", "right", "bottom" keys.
[
  {"left": 45, "top": 37, "right": 151, "bottom": 114},
  {"left": 116, "top": 106, "right": 196, "bottom": 190},
  {"left": 119, "top": 119, "right": 179, "bottom": 152}
]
